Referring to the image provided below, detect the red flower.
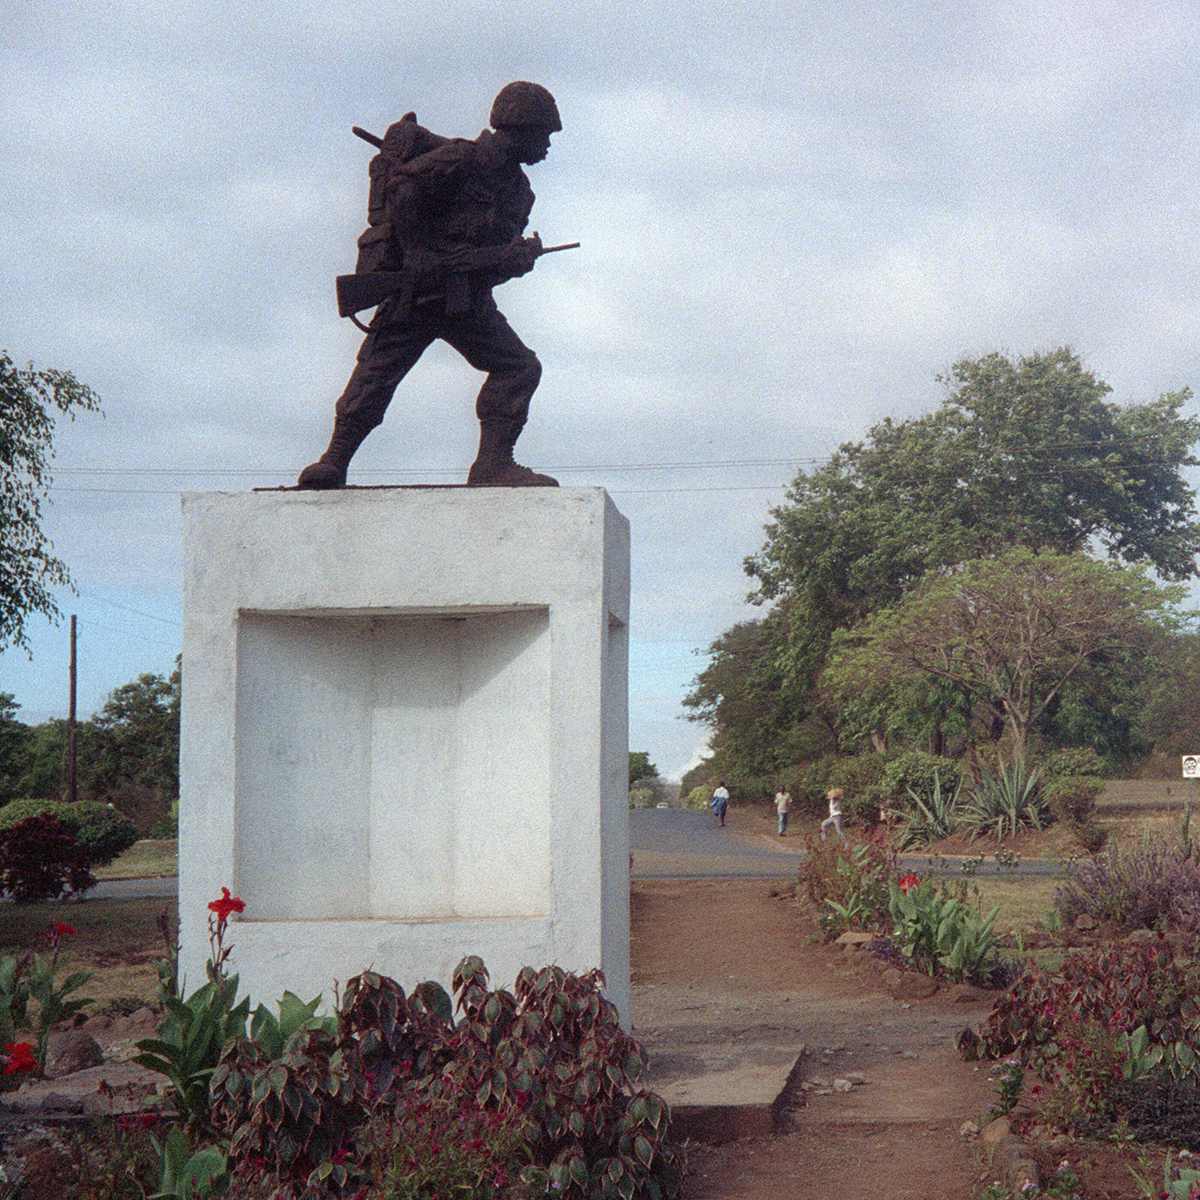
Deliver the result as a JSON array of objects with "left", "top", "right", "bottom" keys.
[
  {"left": 208, "top": 887, "right": 245, "bottom": 922},
  {"left": 899, "top": 872, "right": 921, "bottom": 894},
  {"left": 3, "top": 1042, "right": 37, "bottom": 1076},
  {"left": 49, "top": 922, "right": 75, "bottom": 939}
]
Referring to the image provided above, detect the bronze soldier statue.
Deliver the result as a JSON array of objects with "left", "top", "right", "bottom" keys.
[{"left": 298, "top": 82, "right": 566, "bottom": 489}]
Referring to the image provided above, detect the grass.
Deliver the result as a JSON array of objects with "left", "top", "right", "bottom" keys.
[
  {"left": 94, "top": 837, "right": 178, "bottom": 880},
  {"left": 1094, "top": 779, "right": 1198, "bottom": 851},
  {"left": 0, "top": 896, "right": 176, "bottom": 1010},
  {"left": 967, "top": 875, "right": 1059, "bottom": 937}
]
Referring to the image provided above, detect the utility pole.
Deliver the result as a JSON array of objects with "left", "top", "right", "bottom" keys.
[{"left": 67, "top": 614, "right": 77, "bottom": 804}]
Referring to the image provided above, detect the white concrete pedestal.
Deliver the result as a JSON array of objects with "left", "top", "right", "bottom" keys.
[{"left": 179, "top": 487, "right": 630, "bottom": 1020}]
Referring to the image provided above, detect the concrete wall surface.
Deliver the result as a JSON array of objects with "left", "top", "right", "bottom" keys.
[{"left": 179, "top": 486, "right": 630, "bottom": 1020}]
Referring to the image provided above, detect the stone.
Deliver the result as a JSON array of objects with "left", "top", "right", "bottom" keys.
[
  {"left": 835, "top": 931, "right": 873, "bottom": 947},
  {"left": 948, "top": 983, "right": 991, "bottom": 1004},
  {"left": 44, "top": 1030, "right": 103, "bottom": 1078},
  {"left": 888, "top": 972, "right": 939, "bottom": 1001}
]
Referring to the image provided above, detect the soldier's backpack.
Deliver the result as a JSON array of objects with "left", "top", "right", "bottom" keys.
[{"left": 353, "top": 112, "right": 447, "bottom": 274}]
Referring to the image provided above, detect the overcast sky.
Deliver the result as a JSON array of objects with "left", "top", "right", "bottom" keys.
[{"left": 3, "top": 0, "right": 1199, "bottom": 780}]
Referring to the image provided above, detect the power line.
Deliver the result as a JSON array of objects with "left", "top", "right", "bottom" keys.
[{"left": 77, "top": 591, "right": 182, "bottom": 628}]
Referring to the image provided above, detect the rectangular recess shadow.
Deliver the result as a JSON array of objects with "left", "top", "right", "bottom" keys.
[{"left": 234, "top": 608, "right": 551, "bottom": 922}]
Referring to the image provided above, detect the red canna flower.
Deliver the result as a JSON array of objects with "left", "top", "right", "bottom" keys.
[
  {"left": 899, "top": 872, "right": 921, "bottom": 894},
  {"left": 207, "top": 887, "right": 245, "bottom": 923},
  {"left": 49, "top": 922, "right": 75, "bottom": 938},
  {"left": 3, "top": 1042, "right": 37, "bottom": 1076}
]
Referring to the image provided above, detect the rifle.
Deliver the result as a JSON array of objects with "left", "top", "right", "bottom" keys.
[{"left": 336, "top": 241, "right": 580, "bottom": 320}]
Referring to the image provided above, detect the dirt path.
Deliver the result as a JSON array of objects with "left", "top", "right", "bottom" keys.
[{"left": 631, "top": 877, "right": 1003, "bottom": 1200}]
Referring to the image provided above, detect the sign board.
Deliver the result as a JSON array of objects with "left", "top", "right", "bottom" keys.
[{"left": 1183, "top": 756, "right": 1200, "bottom": 778}]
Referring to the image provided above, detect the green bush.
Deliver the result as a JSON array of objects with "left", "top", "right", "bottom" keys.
[
  {"left": 886, "top": 875, "right": 999, "bottom": 983},
  {"left": 962, "top": 758, "right": 1049, "bottom": 840},
  {"left": 1038, "top": 747, "right": 1107, "bottom": 828},
  {"left": 896, "top": 770, "right": 966, "bottom": 850},
  {"left": 878, "top": 752, "right": 962, "bottom": 809},
  {"left": 0, "top": 798, "right": 138, "bottom": 867},
  {"left": 799, "top": 755, "right": 888, "bottom": 823},
  {"left": 1040, "top": 746, "right": 1111, "bottom": 780}
]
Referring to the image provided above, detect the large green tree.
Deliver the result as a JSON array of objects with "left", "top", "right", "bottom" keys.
[
  {"left": 823, "top": 548, "right": 1181, "bottom": 759},
  {"left": 0, "top": 351, "right": 102, "bottom": 653},
  {"left": 690, "top": 349, "right": 1200, "bottom": 769},
  {"left": 88, "top": 662, "right": 181, "bottom": 800}
]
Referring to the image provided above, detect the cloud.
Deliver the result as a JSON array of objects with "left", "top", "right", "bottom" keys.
[{"left": 3, "top": 0, "right": 1200, "bottom": 778}]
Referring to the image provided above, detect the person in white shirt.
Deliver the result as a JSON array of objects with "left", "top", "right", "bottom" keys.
[
  {"left": 711, "top": 783, "right": 730, "bottom": 827},
  {"left": 820, "top": 787, "right": 848, "bottom": 844},
  {"left": 774, "top": 789, "right": 792, "bottom": 837}
]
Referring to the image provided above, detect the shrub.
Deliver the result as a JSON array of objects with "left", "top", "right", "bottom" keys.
[
  {"left": 962, "top": 757, "right": 1049, "bottom": 841},
  {"left": 0, "top": 814, "right": 94, "bottom": 901},
  {"left": 208, "top": 959, "right": 684, "bottom": 1200},
  {"left": 801, "top": 754, "right": 889, "bottom": 823},
  {"left": 885, "top": 875, "right": 999, "bottom": 983},
  {"left": 0, "top": 798, "right": 138, "bottom": 867},
  {"left": 966, "top": 939, "right": 1200, "bottom": 1133},
  {"left": 1040, "top": 746, "right": 1110, "bottom": 780},
  {"left": 1054, "top": 838, "right": 1200, "bottom": 934},
  {"left": 878, "top": 752, "right": 962, "bottom": 809},
  {"left": 895, "top": 769, "right": 965, "bottom": 850},
  {"left": 801, "top": 831, "right": 897, "bottom": 939}
]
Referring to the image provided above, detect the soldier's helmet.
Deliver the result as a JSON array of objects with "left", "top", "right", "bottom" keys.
[{"left": 490, "top": 82, "right": 562, "bottom": 133}]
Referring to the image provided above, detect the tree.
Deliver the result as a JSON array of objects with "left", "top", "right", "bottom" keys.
[
  {"left": 1, "top": 351, "right": 102, "bottom": 653},
  {"left": 89, "top": 661, "right": 181, "bottom": 802},
  {"left": 690, "top": 350, "right": 1200, "bottom": 774},
  {"left": 628, "top": 751, "right": 659, "bottom": 786},
  {"left": 824, "top": 547, "right": 1181, "bottom": 759},
  {"left": 683, "top": 615, "right": 836, "bottom": 788}
]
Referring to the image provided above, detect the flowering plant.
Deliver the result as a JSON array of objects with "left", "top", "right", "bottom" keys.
[
  {"left": 134, "top": 887, "right": 251, "bottom": 1133},
  {"left": 2, "top": 1041, "right": 37, "bottom": 1076}
]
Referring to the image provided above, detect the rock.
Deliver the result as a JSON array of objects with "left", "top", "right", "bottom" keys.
[
  {"left": 844, "top": 1070, "right": 868, "bottom": 1085},
  {"left": 888, "top": 973, "right": 939, "bottom": 1001},
  {"left": 981, "top": 1115, "right": 1011, "bottom": 1149},
  {"left": 832, "top": 1078, "right": 853, "bottom": 1092},
  {"left": 835, "top": 931, "right": 874, "bottom": 948},
  {"left": 44, "top": 1030, "right": 103, "bottom": 1078},
  {"left": 960, "top": 1120, "right": 980, "bottom": 1138},
  {"left": 1073, "top": 914, "right": 1098, "bottom": 932},
  {"left": 948, "top": 983, "right": 990, "bottom": 1004}
]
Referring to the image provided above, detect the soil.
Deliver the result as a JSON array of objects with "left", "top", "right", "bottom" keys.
[{"left": 631, "top": 873, "right": 1147, "bottom": 1200}]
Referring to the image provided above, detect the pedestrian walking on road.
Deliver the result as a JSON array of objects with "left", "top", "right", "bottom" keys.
[
  {"left": 711, "top": 782, "right": 729, "bottom": 828},
  {"left": 774, "top": 788, "right": 792, "bottom": 836},
  {"left": 820, "top": 787, "right": 849, "bottom": 844}
]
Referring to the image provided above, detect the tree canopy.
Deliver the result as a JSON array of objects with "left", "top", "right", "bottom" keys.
[
  {"left": 687, "top": 349, "right": 1200, "bottom": 780},
  {"left": 824, "top": 547, "right": 1181, "bottom": 758},
  {"left": 1, "top": 351, "right": 102, "bottom": 653}
]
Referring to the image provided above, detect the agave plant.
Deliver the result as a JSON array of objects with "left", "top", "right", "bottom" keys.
[
  {"left": 964, "top": 757, "right": 1047, "bottom": 841},
  {"left": 897, "top": 770, "right": 965, "bottom": 850}
]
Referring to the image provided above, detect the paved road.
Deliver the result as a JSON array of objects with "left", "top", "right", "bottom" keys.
[
  {"left": 630, "top": 807, "right": 801, "bottom": 879},
  {"left": 630, "top": 807, "right": 1063, "bottom": 880}
]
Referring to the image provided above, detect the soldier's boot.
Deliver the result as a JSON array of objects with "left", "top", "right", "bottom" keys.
[
  {"left": 466, "top": 418, "right": 558, "bottom": 487},
  {"left": 297, "top": 416, "right": 373, "bottom": 489}
]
